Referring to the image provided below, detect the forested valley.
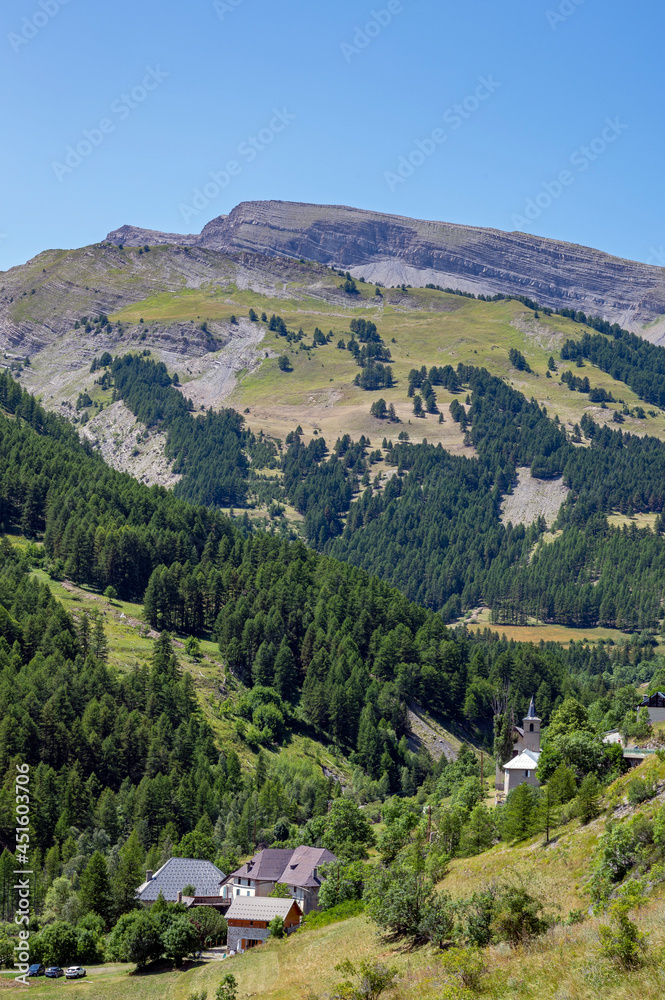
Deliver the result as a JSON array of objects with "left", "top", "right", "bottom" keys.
[{"left": 3, "top": 314, "right": 665, "bottom": 982}]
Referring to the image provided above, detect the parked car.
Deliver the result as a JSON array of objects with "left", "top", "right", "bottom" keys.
[
  {"left": 27, "top": 963, "right": 45, "bottom": 976},
  {"left": 45, "top": 967, "right": 64, "bottom": 978},
  {"left": 65, "top": 966, "right": 86, "bottom": 979}
]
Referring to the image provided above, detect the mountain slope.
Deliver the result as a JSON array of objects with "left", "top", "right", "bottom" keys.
[{"left": 106, "top": 200, "right": 665, "bottom": 338}]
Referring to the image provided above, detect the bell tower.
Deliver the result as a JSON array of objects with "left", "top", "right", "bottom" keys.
[{"left": 522, "top": 696, "right": 541, "bottom": 753}]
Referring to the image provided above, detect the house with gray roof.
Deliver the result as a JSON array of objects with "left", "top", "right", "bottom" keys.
[
  {"left": 637, "top": 692, "right": 665, "bottom": 723},
  {"left": 222, "top": 845, "right": 337, "bottom": 914},
  {"left": 137, "top": 857, "right": 226, "bottom": 905},
  {"left": 502, "top": 748, "right": 541, "bottom": 795},
  {"left": 225, "top": 896, "right": 302, "bottom": 953}
]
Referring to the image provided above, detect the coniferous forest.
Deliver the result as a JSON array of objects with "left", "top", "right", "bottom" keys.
[{"left": 3, "top": 309, "right": 665, "bottom": 983}]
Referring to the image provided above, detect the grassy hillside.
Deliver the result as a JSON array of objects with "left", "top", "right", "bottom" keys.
[
  {"left": 12, "top": 248, "right": 665, "bottom": 645},
  {"left": 111, "top": 280, "right": 665, "bottom": 447},
  {"left": 11, "top": 246, "right": 665, "bottom": 453},
  {"left": 11, "top": 755, "right": 665, "bottom": 1000}
]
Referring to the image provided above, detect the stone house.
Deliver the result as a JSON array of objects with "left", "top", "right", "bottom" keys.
[
  {"left": 225, "top": 896, "right": 302, "bottom": 953},
  {"left": 636, "top": 692, "right": 665, "bottom": 723},
  {"left": 136, "top": 857, "right": 226, "bottom": 905},
  {"left": 221, "top": 845, "right": 338, "bottom": 915}
]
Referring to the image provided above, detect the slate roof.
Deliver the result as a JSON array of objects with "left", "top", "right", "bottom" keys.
[
  {"left": 226, "top": 896, "right": 301, "bottom": 922},
  {"left": 225, "top": 846, "right": 338, "bottom": 890},
  {"left": 638, "top": 692, "right": 665, "bottom": 708},
  {"left": 503, "top": 749, "right": 540, "bottom": 770},
  {"left": 137, "top": 858, "right": 226, "bottom": 903},
  {"left": 525, "top": 696, "right": 540, "bottom": 720},
  {"left": 230, "top": 849, "right": 294, "bottom": 884},
  {"left": 280, "top": 846, "right": 338, "bottom": 888}
]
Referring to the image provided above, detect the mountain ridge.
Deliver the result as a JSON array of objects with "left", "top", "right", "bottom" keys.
[{"left": 106, "top": 200, "right": 665, "bottom": 339}]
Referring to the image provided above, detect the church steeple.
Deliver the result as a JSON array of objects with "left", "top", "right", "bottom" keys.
[
  {"left": 522, "top": 696, "right": 541, "bottom": 752},
  {"left": 525, "top": 695, "right": 539, "bottom": 721}
]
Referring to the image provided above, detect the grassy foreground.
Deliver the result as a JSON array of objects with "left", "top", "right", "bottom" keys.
[
  {"left": 8, "top": 904, "right": 665, "bottom": 999},
  {"left": 8, "top": 759, "right": 665, "bottom": 998}
]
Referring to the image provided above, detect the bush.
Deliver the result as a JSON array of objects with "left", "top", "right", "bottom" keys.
[
  {"left": 458, "top": 880, "right": 551, "bottom": 947},
  {"left": 590, "top": 820, "right": 646, "bottom": 904},
  {"left": 163, "top": 916, "right": 199, "bottom": 965},
  {"left": 303, "top": 900, "right": 364, "bottom": 930},
  {"left": 364, "top": 862, "right": 434, "bottom": 939},
  {"left": 277, "top": 355, "right": 292, "bottom": 372},
  {"left": 215, "top": 975, "right": 238, "bottom": 1000},
  {"left": 438, "top": 948, "right": 488, "bottom": 993},
  {"left": 627, "top": 775, "right": 658, "bottom": 805},
  {"left": 331, "top": 958, "right": 398, "bottom": 1000},
  {"left": 599, "top": 880, "right": 648, "bottom": 968}
]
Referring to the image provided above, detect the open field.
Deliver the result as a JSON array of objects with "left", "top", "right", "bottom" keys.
[
  {"left": 110, "top": 282, "right": 665, "bottom": 450},
  {"left": 17, "top": 261, "right": 665, "bottom": 465},
  {"left": 461, "top": 607, "right": 636, "bottom": 646}
]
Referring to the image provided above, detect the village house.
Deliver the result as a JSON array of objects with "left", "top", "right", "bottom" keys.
[
  {"left": 636, "top": 692, "right": 665, "bottom": 724},
  {"left": 136, "top": 857, "right": 226, "bottom": 906},
  {"left": 221, "top": 845, "right": 338, "bottom": 915},
  {"left": 499, "top": 697, "right": 542, "bottom": 795},
  {"left": 225, "top": 895, "right": 302, "bottom": 953}
]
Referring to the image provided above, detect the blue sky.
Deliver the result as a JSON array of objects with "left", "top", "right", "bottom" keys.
[{"left": 1, "top": 0, "right": 663, "bottom": 271}]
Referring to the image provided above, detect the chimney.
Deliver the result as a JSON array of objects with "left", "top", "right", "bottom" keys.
[
  {"left": 177, "top": 891, "right": 182, "bottom": 903},
  {"left": 146, "top": 870, "right": 154, "bottom": 882}
]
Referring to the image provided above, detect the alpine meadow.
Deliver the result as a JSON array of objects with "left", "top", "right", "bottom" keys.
[{"left": 3, "top": 2, "right": 665, "bottom": 997}]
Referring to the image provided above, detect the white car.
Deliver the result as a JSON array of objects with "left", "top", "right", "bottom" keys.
[{"left": 65, "top": 966, "right": 86, "bottom": 979}]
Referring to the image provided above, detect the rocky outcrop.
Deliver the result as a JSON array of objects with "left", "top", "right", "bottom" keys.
[
  {"left": 106, "top": 200, "right": 665, "bottom": 337},
  {"left": 104, "top": 224, "right": 200, "bottom": 247}
]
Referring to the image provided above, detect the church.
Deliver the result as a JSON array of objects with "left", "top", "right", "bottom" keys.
[{"left": 499, "top": 697, "right": 541, "bottom": 796}]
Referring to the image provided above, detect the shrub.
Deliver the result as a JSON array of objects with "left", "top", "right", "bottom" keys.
[
  {"left": 303, "top": 900, "right": 364, "bottom": 930},
  {"left": 215, "top": 975, "right": 238, "bottom": 1000},
  {"left": 331, "top": 959, "right": 398, "bottom": 1000},
  {"left": 627, "top": 775, "right": 658, "bottom": 805},
  {"left": 590, "top": 820, "right": 645, "bottom": 904},
  {"left": 439, "top": 947, "right": 488, "bottom": 993},
  {"left": 458, "top": 880, "right": 551, "bottom": 947},
  {"left": 599, "top": 880, "right": 648, "bottom": 968},
  {"left": 268, "top": 915, "right": 284, "bottom": 939}
]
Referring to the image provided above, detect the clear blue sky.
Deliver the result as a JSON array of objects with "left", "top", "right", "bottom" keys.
[{"left": 1, "top": 0, "right": 663, "bottom": 271}]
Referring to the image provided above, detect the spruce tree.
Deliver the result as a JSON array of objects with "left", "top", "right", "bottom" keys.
[
  {"left": 274, "top": 639, "right": 298, "bottom": 702},
  {"left": 79, "top": 851, "right": 114, "bottom": 926}
]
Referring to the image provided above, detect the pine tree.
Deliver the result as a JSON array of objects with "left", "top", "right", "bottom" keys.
[
  {"left": 274, "top": 639, "right": 298, "bottom": 702},
  {"left": 79, "top": 851, "right": 114, "bottom": 926},
  {"left": 113, "top": 829, "right": 144, "bottom": 916},
  {"left": 91, "top": 616, "right": 108, "bottom": 662}
]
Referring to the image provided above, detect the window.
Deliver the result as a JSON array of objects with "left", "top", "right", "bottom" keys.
[
  {"left": 529, "top": 723, "right": 534, "bottom": 732},
  {"left": 525, "top": 770, "right": 530, "bottom": 777}
]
